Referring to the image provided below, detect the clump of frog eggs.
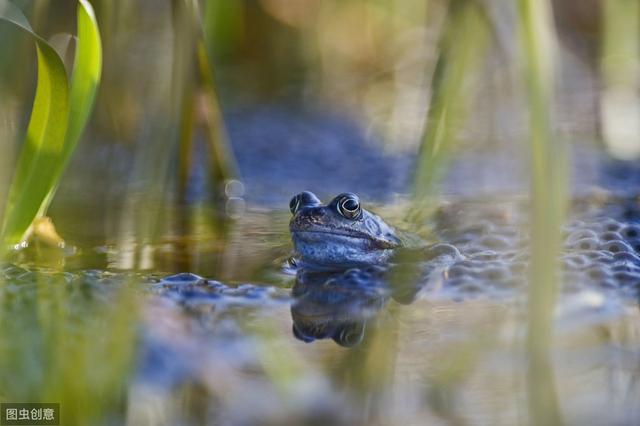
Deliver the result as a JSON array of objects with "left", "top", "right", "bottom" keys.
[{"left": 435, "top": 210, "right": 640, "bottom": 298}]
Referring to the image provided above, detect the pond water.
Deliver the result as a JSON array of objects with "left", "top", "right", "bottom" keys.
[{"left": 3, "top": 178, "right": 640, "bottom": 425}]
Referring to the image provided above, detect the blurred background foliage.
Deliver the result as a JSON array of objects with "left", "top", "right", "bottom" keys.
[{"left": 2, "top": 0, "right": 635, "bottom": 259}]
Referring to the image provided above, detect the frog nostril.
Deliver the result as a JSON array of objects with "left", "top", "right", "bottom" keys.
[
  {"left": 308, "top": 207, "right": 326, "bottom": 219},
  {"left": 365, "top": 218, "right": 381, "bottom": 234}
]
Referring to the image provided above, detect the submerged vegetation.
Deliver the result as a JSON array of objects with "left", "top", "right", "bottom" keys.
[{"left": 0, "top": 0, "right": 639, "bottom": 424}]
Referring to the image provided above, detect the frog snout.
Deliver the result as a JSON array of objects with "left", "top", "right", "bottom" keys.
[{"left": 296, "top": 207, "right": 327, "bottom": 225}]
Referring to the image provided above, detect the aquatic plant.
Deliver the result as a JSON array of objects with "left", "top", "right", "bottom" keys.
[
  {"left": 411, "top": 0, "right": 489, "bottom": 224},
  {"left": 174, "top": 0, "right": 238, "bottom": 200},
  {"left": 411, "top": 0, "right": 568, "bottom": 423},
  {"left": 0, "top": 4, "right": 137, "bottom": 426},
  {"left": 0, "top": 0, "right": 102, "bottom": 254},
  {"left": 518, "top": 0, "right": 566, "bottom": 424}
]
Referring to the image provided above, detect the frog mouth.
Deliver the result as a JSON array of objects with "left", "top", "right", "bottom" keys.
[
  {"left": 291, "top": 229, "right": 397, "bottom": 249},
  {"left": 291, "top": 228, "right": 372, "bottom": 240},
  {"left": 291, "top": 230, "right": 372, "bottom": 243}
]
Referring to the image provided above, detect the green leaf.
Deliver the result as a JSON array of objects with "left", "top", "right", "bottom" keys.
[
  {"left": 0, "top": 0, "right": 102, "bottom": 251},
  {"left": 50, "top": 0, "right": 102, "bottom": 199},
  {"left": 0, "top": 0, "right": 70, "bottom": 249}
]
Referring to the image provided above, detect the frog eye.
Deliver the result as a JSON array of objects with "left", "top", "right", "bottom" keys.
[
  {"left": 289, "top": 195, "right": 301, "bottom": 214},
  {"left": 337, "top": 194, "right": 361, "bottom": 220},
  {"left": 290, "top": 191, "right": 322, "bottom": 214},
  {"left": 333, "top": 322, "right": 365, "bottom": 347}
]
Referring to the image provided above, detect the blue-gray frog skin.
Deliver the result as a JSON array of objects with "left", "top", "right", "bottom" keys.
[{"left": 289, "top": 191, "right": 402, "bottom": 270}]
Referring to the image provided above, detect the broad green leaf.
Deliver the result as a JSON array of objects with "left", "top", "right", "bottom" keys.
[
  {"left": 0, "top": 0, "right": 102, "bottom": 252},
  {"left": 0, "top": 0, "right": 70, "bottom": 249},
  {"left": 47, "top": 0, "right": 102, "bottom": 203},
  {"left": 41, "top": 0, "right": 102, "bottom": 214}
]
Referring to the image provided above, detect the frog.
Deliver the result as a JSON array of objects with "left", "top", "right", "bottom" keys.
[{"left": 289, "top": 191, "right": 402, "bottom": 270}]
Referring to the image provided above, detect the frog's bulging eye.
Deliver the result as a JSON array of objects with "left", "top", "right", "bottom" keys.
[
  {"left": 333, "top": 322, "right": 365, "bottom": 347},
  {"left": 289, "top": 195, "right": 301, "bottom": 214},
  {"left": 337, "top": 194, "right": 361, "bottom": 220},
  {"left": 290, "top": 191, "right": 321, "bottom": 215}
]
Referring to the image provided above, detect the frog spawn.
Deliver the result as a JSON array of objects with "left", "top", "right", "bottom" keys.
[
  {"left": 429, "top": 197, "right": 640, "bottom": 299},
  {"left": 562, "top": 220, "right": 640, "bottom": 293},
  {"left": 152, "top": 272, "right": 291, "bottom": 310}
]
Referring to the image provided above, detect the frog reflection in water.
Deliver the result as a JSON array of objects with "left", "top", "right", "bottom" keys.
[
  {"left": 291, "top": 267, "right": 424, "bottom": 347},
  {"left": 289, "top": 192, "right": 423, "bottom": 347}
]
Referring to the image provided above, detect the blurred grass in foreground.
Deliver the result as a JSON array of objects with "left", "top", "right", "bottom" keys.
[
  {"left": 411, "top": 0, "right": 568, "bottom": 423},
  {"left": 518, "top": 0, "right": 566, "bottom": 424},
  {"left": 0, "top": 269, "right": 139, "bottom": 426}
]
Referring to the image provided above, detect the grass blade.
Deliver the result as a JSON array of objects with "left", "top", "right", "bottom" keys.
[
  {"left": 411, "top": 0, "right": 489, "bottom": 225},
  {"left": 518, "top": 0, "right": 566, "bottom": 423}
]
